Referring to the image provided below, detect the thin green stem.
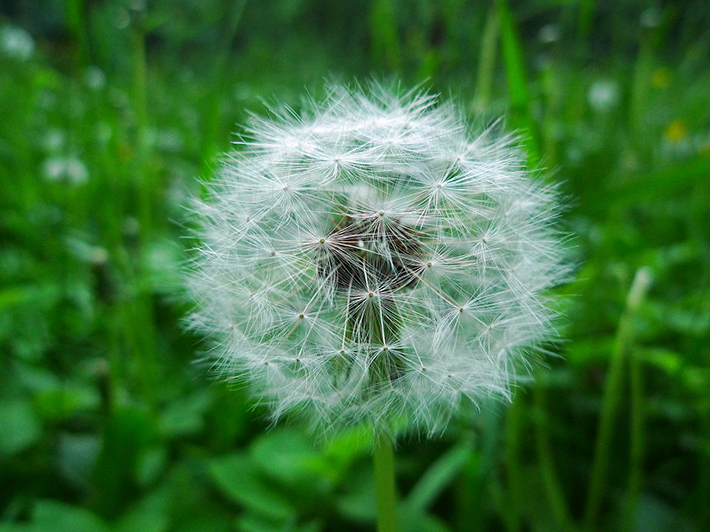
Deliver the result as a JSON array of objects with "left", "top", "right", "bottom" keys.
[
  {"left": 65, "top": 0, "right": 90, "bottom": 67},
  {"left": 455, "top": 406, "right": 502, "bottom": 532},
  {"left": 534, "top": 385, "right": 574, "bottom": 531},
  {"left": 622, "top": 345, "right": 644, "bottom": 532},
  {"left": 583, "top": 268, "right": 652, "bottom": 531},
  {"left": 374, "top": 433, "right": 398, "bottom": 532},
  {"left": 504, "top": 395, "right": 523, "bottom": 532},
  {"left": 691, "top": 164, "right": 710, "bottom": 532},
  {"left": 699, "top": 410, "right": 710, "bottom": 531},
  {"left": 629, "top": 38, "right": 655, "bottom": 134},
  {"left": 131, "top": 8, "right": 150, "bottom": 244},
  {"left": 127, "top": 6, "right": 159, "bottom": 408},
  {"left": 578, "top": 0, "right": 595, "bottom": 49}
]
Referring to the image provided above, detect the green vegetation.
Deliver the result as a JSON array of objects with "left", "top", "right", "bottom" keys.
[{"left": 1, "top": 1, "right": 709, "bottom": 531}]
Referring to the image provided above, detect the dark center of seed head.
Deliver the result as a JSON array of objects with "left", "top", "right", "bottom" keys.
[{"left": 319, "top": 214, "right": 425, "bottom": 296}]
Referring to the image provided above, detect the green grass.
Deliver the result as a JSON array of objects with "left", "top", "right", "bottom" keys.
[{"left": 2, "top": 1, "right": 710, "bottom": 531}]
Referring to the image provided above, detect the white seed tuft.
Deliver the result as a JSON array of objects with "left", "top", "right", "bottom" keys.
[{"left": 186, "top": 84, "right": 567, "bottom": 436}]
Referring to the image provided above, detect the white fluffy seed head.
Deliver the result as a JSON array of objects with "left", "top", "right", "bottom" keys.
[{"left": 186, "top": 84, "right": 568, "bottom": 438}]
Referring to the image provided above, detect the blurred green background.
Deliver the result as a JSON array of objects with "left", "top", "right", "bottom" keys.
[{"left": 1, "top": 1, "right": 709, "bottom": 531}]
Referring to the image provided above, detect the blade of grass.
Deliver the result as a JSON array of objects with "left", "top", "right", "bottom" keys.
[
  {"left": 688, "top": 170, "right": 710, "bottom": 531},
  {"left": 629, "top": 38, "right": 655, "bottom": 134},
  {"left": 127, "top": 4, "right": 159, "bottom": 407},
  {"left": 65, "top": 0, "right": 90, "bottom": 66},
  {"left": 578, "top": 0, "right": 595, "bottom": 48},
  {"left": 496, "top": 6, "right": 569, "bottom": 529},
  {"left": 455, "top": 404, "right": 504, "bottom": 532},
  {"left": 199, "top": 0, "right": 248, "bottom": 178},
  {"left": 495, "top": 0, "right": 540, "bottom": 164},
  {"left": 700, "top": 411, "right": 710, "bottom": 531},
  {"left": 406, "top": 442, "right": 472, "bottom": 512},
  {"left": 584, "top": 268, "right": 653, "bottom": 531},
  {"left": 621, "top": 342, "right": 645, "bottom": 532},
  {"left": 130, "top": 5, "right": 151, "bottom": 245},
  {"left": 370, "top": 0, "right": 401, "bottom": 71},
  {"left": 473, "top": 6, "right": 499, "bottom": 113}
]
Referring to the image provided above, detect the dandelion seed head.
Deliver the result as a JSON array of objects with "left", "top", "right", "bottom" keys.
[{"left": 186, "top": 84, "right": 567, "bottom": 437}]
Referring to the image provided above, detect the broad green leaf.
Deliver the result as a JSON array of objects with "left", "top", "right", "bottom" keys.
[
  {"left": 33, "top": 385, "right": 100, "bottom": 422},
  {"left": 0, "top": 521, "right": 31, "bottom": 532},
  {"left": 251, "top": 428, "right": 327, "bottom": 486},
  {"left": 92, "top": 407, "right": 154, "bottom": 519},
  {"left": 639, "top": 347, "right": 682, "bottom": 375},
  {"left": 632, "top": 494, "right": 692, "bottom": 532},
  {"left": 237, "top": 513, "right": 322, "bottom": 532},
  {"left": 55, "top": 432, "right": 101, "bottom": 488},
  {"left": 136, "top": 445, "right": 168, "bottom": 487},
  {"left": 322, "top": 424, "right": 372, "bottom": 467},
  {"left": 0, "top": 398, "right": 41, "bottom": 456},
  {"left": 335, "top": 468, "right": 376, "bottom": 522},
  {"left": 158, "top": 389, "right": 212, "bottom": 438},
  {"left": 209, "top": 453, "right": 297, "bottom": 521},
  {"left": 236, "top": 514, "right": 291, "bottom": 532},
  {"left": 112, "top": 487, "right": 171, "bottom": 532},
  {"left": 398, "top": 511, "right": 451, "bottom": 532},
  {"left": 0, "top": 286, "right": 34, "bottom": 310},
  {"left": 31, "top": 500, "right": 108, "bottom": 532}
]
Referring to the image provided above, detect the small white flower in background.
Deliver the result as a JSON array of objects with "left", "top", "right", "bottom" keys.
[
  {"left": 538, "top": 24, "right": 560, "bottom": 44},
  {"left": 43, "top": 128, "right": 67, "bottom": 153},
  {"left": 640, "top": 7, "right": 662, "bottom": 29},
  {"left": 187, "top": 84, "right": 567, "bottom": 436},
  {"left": 84, "top": 66, "right": 107, "bottom": 91},
  {"left": 588, "top": 80, "right": 620, "bottom": 113},
  {"left": 0, "top": 25, "right": 34, "bottom": 61},
  {"left": 42, "top": 156, "right": 89, "bottom": 185}
]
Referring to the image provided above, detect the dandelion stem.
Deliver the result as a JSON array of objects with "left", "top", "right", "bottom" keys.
[
  {"left": 374, "top": 433, "right": 398, "bottom": 532},
  {"left": 504, "top": 395, "right": 523, "bottom": 532}
]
